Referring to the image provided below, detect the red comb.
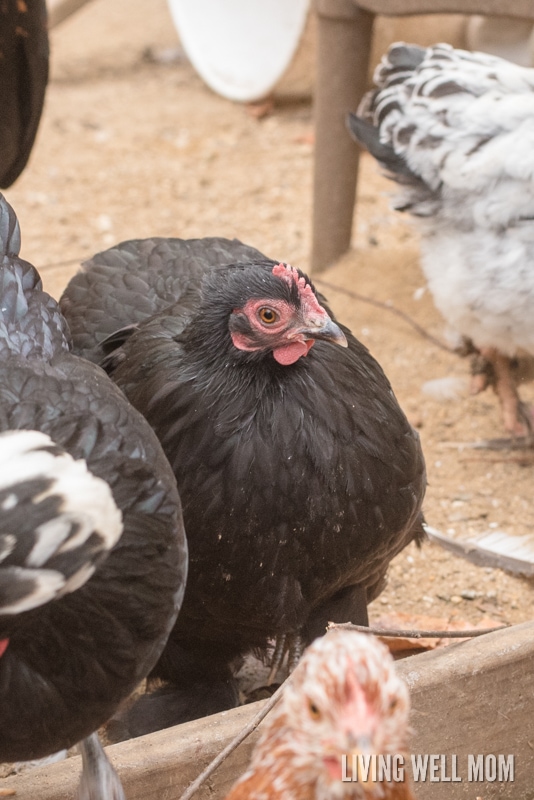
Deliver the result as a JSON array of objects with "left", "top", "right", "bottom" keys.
[{"left": 272, "top": 263, "right": 324, "bottom": 316}]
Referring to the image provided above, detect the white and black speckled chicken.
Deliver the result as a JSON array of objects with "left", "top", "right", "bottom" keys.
[
  {"left": 60, "top": 236, "right": 425, "bottom": 735},
  {"left": 349, "top": 42, "right": 534, "bottom": 436},
  {"left": 0, "top": 195, "right": 188, "bottom": 799}
]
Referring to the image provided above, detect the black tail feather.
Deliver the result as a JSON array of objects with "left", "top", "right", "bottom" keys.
[{"left": 347, "top": 113, "right": 414, "bottom": 180}]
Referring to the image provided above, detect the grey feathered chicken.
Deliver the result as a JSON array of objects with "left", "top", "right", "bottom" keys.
[
  {"left": 349, "top": 42, "right": 534, "bottom": 436},
  {"left": 0, "top": 195, "right": 187, "bottom": 799},
  {"left": 60, "top": 236, "right": 426, "bottom": 735}
]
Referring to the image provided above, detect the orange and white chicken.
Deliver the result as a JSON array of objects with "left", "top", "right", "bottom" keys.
[{"left": 226, "top": 631, "right": 415, "bottom": 800}]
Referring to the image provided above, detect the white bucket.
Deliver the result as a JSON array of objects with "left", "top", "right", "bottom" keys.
[{"left": 166, "top": 0, "right": 311, "bottom": 102}]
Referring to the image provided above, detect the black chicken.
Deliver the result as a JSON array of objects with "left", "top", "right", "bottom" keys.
[
  {"left": 0, "top": 196, "right": 187, "bottom": 798},
  {"left": 0, "top": 0, "right": 48, "bottom": 186},
  {"left": 60, "top": 237, "right": 426, "bottom": 734}
]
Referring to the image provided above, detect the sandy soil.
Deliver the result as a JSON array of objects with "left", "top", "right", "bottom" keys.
[{"left": 5, "top": 0, "right": 534, "bottom": 665}]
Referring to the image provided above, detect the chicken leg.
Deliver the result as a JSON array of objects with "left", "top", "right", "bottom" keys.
[
  {"left": 267, "top": 584, "right": 371, "bottom": 684},
  {"left": 471, "top": 347, "right": 534, "bottom": 437},
  {"left": 77, "top": 734, "right": 125, "bottom": 800},
  {"left": 266, "top": 633, "right": 305, "bottom": 685}
]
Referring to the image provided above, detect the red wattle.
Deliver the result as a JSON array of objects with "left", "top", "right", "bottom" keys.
[
  {"left": 273, "top": 340, "right": 314, "bottom": 365},
  {"left": 0, "top": 638, "right": 9, "bottom": 658}
]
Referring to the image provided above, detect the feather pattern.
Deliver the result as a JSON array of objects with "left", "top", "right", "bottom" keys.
[
  {"left": 0, "top": 429, "right": 123, "bottom": 615},
  {"left": 0, "top": 194, "right": 187, "bottom": 770},
  {"left": 61, "top": 237, "right": 267, "bottom": 362},
  {"left": 349, "top": 42, "right": 534, "bottom": 357},
  {"left": 61, "top": 236, "right": 425, "bottom": 731}
]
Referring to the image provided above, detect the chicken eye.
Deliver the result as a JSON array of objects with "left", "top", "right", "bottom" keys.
[
  {"left": 389, "top": 698, "right": 399, "bottom": 711},
  {"left": 309, "top": 701, "right": 322, "bottom": 720},
  {"left": 258, "top": 307, "right": 278, "bottom": 325}
]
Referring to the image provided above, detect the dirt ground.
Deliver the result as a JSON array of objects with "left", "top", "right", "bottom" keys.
[{"left": 7, "top": 0, "right": 534, "bottom": 646}]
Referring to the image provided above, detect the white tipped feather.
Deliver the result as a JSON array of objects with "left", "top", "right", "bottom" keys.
[
  {"left": 1, "top": 493, "right": 17, "bottom": 511},
  {"left": 0, "top": 566, "right": 66, "bottom": 613},
  {"left": 58, "top": 563, "right": 97, "bottom": 597},
  {"left": 0, "top": 430, "right": 122, "bottom": 556},
  {"left": 0, "top": 533, "right": 15, "bottom": 562},
  {"left": 0, "top": 430, "right": 123, "bottom": 615}
]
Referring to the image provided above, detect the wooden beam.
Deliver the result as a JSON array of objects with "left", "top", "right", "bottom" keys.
[
  {"left": 0, "top": 701, "right": 261, "bottom": 800},
  {"left": 311, "top": 0, "right": 373, "bottom": 272},
  {"left": 2, "top": 621, "right": 534, "bottom": 799},
  {"left": 353, "top": 0, "right": 534, "bottom": 17}
]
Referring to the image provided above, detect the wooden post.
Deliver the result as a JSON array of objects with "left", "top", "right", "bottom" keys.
[{"left": 311, "top": 0, "right": 373, "bottom": 273}]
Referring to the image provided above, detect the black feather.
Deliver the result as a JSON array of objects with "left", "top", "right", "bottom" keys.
[
  {"left": 347, "top": 113, "right": 417, "bottom": 181},
  {"left": 0, "top": 194, "right": 187, "bottom": 765}
]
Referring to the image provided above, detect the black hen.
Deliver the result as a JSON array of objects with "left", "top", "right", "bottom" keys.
[
  {"left": 0, "top": 197, "right": 187, "bottom": 798},
  {"left": 60, "top": 237, "right": 426, "bottom": 734}
]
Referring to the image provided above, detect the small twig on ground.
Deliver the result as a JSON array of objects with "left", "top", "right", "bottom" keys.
[
  {"left": 178, "top": 680, "right": 288, "bottom": 800},
  {"left": 315, "top": 279, "right": 455, "bottom": 354},
  {"left": 328, "top": 622, "right": 508, "bottom": 639}
]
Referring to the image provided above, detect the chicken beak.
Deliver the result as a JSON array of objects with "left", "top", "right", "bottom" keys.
[
  {"left": 301, "top": 317, "right": 348, "bottom": 347},
  {"left": 344, "top": 735, "right": 379, "bottom": 793},
  {"left": 347, "top": 733, "right": 373, "bottom": 754}
]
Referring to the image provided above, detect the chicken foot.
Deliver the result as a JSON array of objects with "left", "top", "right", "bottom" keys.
[
  {"left": 266, "top": 633, "right": 305, "bottom": 685},
  {"left": 471, "top": 347, "right": 534, "bottom": 437},
  {"left": 77, "top": 733, "right": 125, "bottom": 800}
]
